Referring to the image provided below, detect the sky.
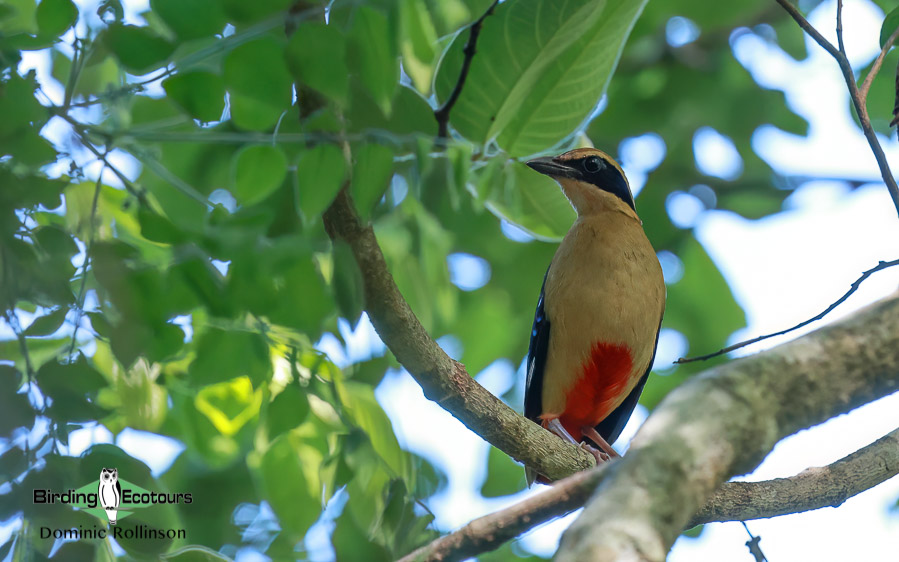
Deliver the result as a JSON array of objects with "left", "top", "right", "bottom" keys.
[{"left": 6, "top": 0, "right": 899, "bottom": 560}]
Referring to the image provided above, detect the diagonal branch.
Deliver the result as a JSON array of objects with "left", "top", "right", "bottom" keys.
[
  {"left": 403, "top": 296, "right": 899, "bottom": 561},
  {"left": 688, "top": 426, "right": 899, "bottom": 527},
  {"left": 322, "top": 189, "right": 594, "bottom": 481},
  {"left": 677, "top": 258, "right": 899, "bottom": 363},
  {"left": 775, "top": 0, "right": 899, "bottom": 216},
  {"left": 433, "top": 1, "right": 500, "bottom": 139}
]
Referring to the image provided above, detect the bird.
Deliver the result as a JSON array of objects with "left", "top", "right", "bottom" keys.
[{"left": 523, "top": 147, "right": 665, "bottom": 485}]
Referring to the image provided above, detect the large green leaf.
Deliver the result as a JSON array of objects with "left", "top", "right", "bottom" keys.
[
  {"left": 435, "top": 0, "right": 648, "bottom": 156},
  {"left": 482, "top": 159, "right": 575, "bottom": 241}
]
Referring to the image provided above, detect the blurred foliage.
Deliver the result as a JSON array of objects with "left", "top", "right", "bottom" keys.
[{"left": 0, "top": 0, "right": 882, "bottom": 558}]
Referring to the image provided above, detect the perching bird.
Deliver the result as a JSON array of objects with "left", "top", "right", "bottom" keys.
[{"left": 524, "top": 147, "right": 665, "bottom": 485}]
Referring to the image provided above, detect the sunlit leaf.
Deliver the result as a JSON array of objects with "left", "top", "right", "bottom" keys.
[{"left": 435, "top": 0, "right": 648, "bottom": 156}]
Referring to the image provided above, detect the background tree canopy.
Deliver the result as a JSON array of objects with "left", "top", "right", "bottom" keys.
[{"left": 1, "top": 0, "right": 897, "bottom": 559}]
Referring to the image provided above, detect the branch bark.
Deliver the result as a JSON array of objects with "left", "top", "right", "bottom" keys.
[
  {"left": 404, "top": 296, "right": 899, "bottom": 561},
  {"left": 322, "top": 189, "right": 594, "bottom": 481},
  {"left": 688, "top": 426, "right": 899, "bottom": 527},
  {"left": 554, "top": 293, "right": 899, "bottom": 561}
]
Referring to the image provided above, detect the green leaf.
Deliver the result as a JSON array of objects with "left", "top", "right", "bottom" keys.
[
  {"left": 338, "top": 380, "right": 410, "bottom": 483},
  {"left": 151, "top": 0, "right": 226, "bottom": 40},
  {"left": 285, "top": 22, "right": 349, "bottom": 105},
  {"left": 24, "top": 307, "right": 67, "bottom": 336},
  {"left": 232, "top": 144, "right": 287, "bottom": 206},
  {"left": 254, "top": 431, "right": 323, "bottom": 539},
  {"left": 350, "top": 143, "right": 394, "bottom": 218},
  {"left": 398, "top": 0, "right": 438, "bottom": 92},
  {"left": 483, "top": 160, "right": 575, "bottom": 241},
  {"left": 36, "top": 0, "right": 77, "bottom": 38},
  {"left": 221, "top": 0, "right": 291, "bottom": 24},
  {"left": 480, "top": 445, "right": 525, "bottom": 497},
  {"left": 266, "top": 383, "right": 310, "bottom": 438},
  {"left": 435, "top": 0, "right": 648, "bottom": 156},
  {"left": 881, "top": 7, "right": 899, "bottom": 48},
  {"left": 331, "top": 240, "right": 364, "bottom": 325},
  {"left": 223, "top": 37, "right": 293, "bottom": 131},
  {"left": 37, "top": 355, "right": 106, "bottom": 397},
  {"left": 294, "top": 144, "right": 346, "bottom": 222},
  {"left": 189, "top": 328, "right": 272, "bottom": 387},
  {"left": 348, "top": 6, "right": 397, "bottom": 115},
  {"left": 195, "top": 376, "right": 262, "bottom": 436},
  {"left": 103, "top": 24, "right": 174, "bottom": 74},
  {"left": 162, "top": 71, "right": 225, "bottom": 122}
]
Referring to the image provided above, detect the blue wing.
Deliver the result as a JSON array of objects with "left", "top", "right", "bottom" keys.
[{"left": 524, "top": 268, "right": 550, "bottom": 425}]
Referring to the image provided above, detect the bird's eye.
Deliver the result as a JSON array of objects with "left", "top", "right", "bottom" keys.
[{"left": 583, "top": 156, "right": 602, "bottom": 173}]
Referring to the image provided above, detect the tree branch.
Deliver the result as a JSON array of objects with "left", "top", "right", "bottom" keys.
[
  {"left": 677, "top": 258, "right": 899, "bottom": 363},
  {"left": 322, "top": 189, "right": 595, "bottom": 481},
  {"left": 399, "top": 465, "right": 610, "bottom": 562},
  {"left": 775, "top": 0, "right": 899, "bottom": 216},
  {"left": 404, "top": 295, "right": 899, "bottom": 561},
  {"left": 859, "top": 25, "right": 899, "bottom": 103},
  {"left": 688, "top": 426, "right": 899, "bottom": 527},
  {"left": 554, "top": 293, "right": 899, "bottom": 561},
  {"left": 404, "top": 425, "right": 899, "bottom": 562},
  {"left": 433, "top": 1, "right": 500, "bottom": 140}
]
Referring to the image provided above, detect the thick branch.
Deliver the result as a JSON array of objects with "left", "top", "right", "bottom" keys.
[
  {"left": 775, "top": 0, "right": 899, "bottom": 216},
  {"left": 404, "top": 423, "right": 899, "bottom": 562},
  {"left": 404, "top": 295, "right": 899, "bottom": 561},
  {"left": 322, "top": 190, "right": 594, "bottom": 480},
  {"left": 554, "top": 293, "right": 899, "bottom": 561}
]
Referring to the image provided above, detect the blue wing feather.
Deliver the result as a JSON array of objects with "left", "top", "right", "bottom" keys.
[{"left": 524, "top": 268, "right": 550, "bottom": 425}]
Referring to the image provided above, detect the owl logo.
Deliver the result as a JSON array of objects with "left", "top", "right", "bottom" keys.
[{"left": 98, "top": 468, "right": 121, "bottom": 525}]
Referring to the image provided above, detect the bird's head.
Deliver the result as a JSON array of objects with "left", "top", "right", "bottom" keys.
[{"left": 526, "top": 148, "right": 636, "bottom": 217}]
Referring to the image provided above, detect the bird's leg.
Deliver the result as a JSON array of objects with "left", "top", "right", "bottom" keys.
[
  {"left": 581, "top": 426, "right": 620, "bottom": 459},
  {"left": 545, "top": 419, "right": 610, "bottom": 465},
  {"left": 544, "top": 418, "right": 579, "bottom": 444}
]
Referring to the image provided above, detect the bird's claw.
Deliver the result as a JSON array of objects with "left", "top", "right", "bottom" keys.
[{"left": 579, "top": 441, "right": 610, "bottom": 465}]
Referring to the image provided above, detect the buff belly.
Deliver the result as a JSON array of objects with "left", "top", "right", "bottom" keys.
[{"left": 538, "top": 215, "right": 664, "bottom": 439}]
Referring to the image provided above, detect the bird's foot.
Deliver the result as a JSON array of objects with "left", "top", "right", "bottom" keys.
[
  {"left": 581, "top": 426, "right": 620, "bottom": 459},
  {"left": 579, "top": 441, "right": 610, "bottom": 465}
]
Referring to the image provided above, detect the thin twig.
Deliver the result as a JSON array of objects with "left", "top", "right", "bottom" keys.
[
  {"left": 433, "top": 0, "right": 500, "bottom": 140},
  {"left": 676, "top": 258, "right": 899, "bottom": 363},
  {"left": 741, "top": 522, "right": 768, "bottom": 562},
  {"left": 859, "top": 25, "right": 899, "bottom": 103},
  {"left": 775, "top": 0, "right": 899, "bottom": 216},
  {"left": 68, "top": 171, "right": 104, "bottom": 358}
]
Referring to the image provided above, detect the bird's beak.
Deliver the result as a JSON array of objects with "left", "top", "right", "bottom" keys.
[{"left": 526, "top": 157, "right": 575, "bottom": 179}]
